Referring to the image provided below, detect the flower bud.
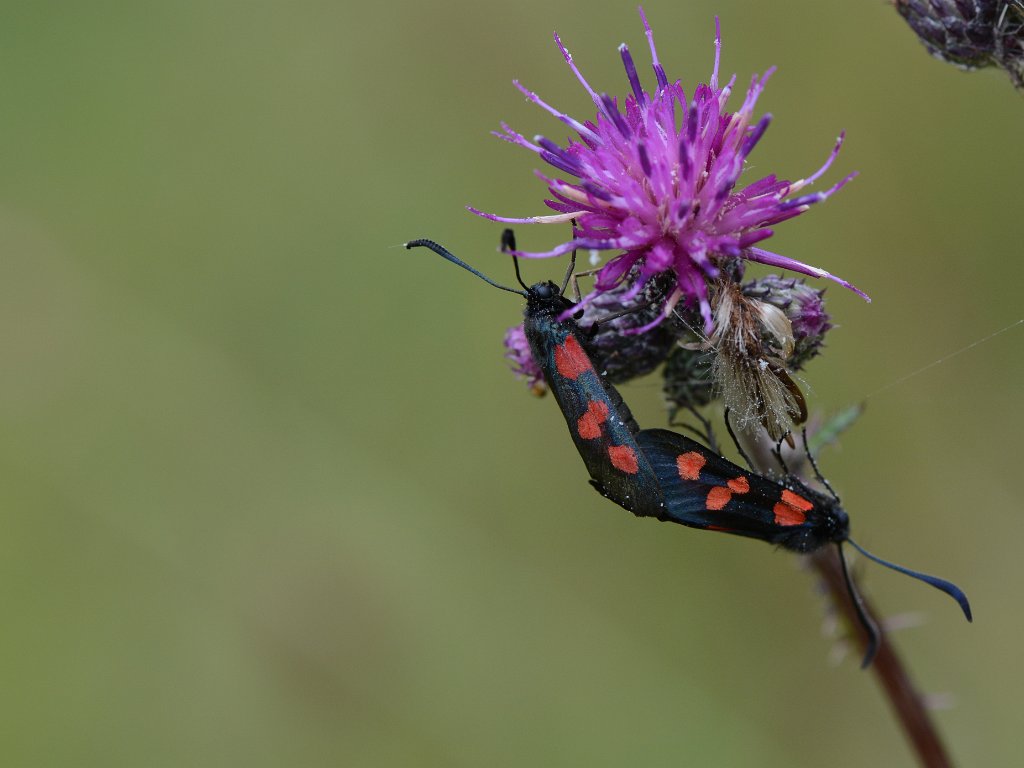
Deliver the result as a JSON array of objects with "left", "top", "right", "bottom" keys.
[
  {"left": 662, "top": 345, "right": 715, "bottom": 418},
  {"left": 896, "top": 0, "right": 1024, "bottom": 87},
  {"left": 743, "top": 275, "right": 833, "bottom": 370}
]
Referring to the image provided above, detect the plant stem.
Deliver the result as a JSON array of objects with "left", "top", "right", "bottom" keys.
[
  {"left": 810, "top": 547, "right": 955, "bottom": 768},
  {"left": 742, "top": 429, "right": 956, "bottom": 767}
]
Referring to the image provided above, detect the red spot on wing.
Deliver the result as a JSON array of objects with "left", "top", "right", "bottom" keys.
[
  {"left": 706, "top": 477, "right": 750, "bottom": 511},
  {"left": 577, "top": 400, "right": 610, "bottom": 439},
  {"left": 706, "top": 524, "right": 734, "bottom": 533},
  {"left": 772, "top": 490, "right": 813, "bottom": 526},
  {"left": 676, "top": 452, "right": 706, "bottom": 481},
  {"left": 608, "top": 445, "right": 639, "bottom": 474},
  {"left": 773, "top": 503, "right": 807, "bottom": 526},
  {"left": 727, "top": 476, "right": 750, "bottom": 494},
  {"left": 706, "top": 486, "right": 733, "bottom": 511},
  {"left": 781, "top": 490, "right": 814, "bottom": 511},
  {"left": 554, "top": 335, "right": 592, "bottom": 380}
]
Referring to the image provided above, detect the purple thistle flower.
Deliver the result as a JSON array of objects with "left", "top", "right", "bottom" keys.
[
  {"left": 470, "top": 8, "right": 868, "bottom": 333},
  {"left": 504, "top": 322, "right": 547, "bottom": 395}
]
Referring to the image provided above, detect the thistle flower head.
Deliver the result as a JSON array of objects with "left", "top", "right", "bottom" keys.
[
  {"left": 471, "top": 8, "right": 867, "bottom": 334},
  {"left": 896, "top": 0, "right": 1024, "bottom": 87},
  {"left": 577, "top": 272, "right": 679, "bottom": 383}
]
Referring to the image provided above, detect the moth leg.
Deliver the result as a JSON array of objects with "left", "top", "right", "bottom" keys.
[
  {"left": 771, "top": 437, "right": 790, "bottom": 475},
  {"left": 803, "top": 426, "right": 841, "bottom": 503},
  {"left": 570, "top": 266, "right": 601, "bottom": 305},
  {"left": 724, "top": 407, "right": 756, "bottom": 471}
]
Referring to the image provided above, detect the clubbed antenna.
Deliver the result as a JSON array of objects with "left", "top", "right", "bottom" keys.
[
  {"left": 500, "top": 229, "right": 531, "bottom": 292},
  {"left": 406, "top": 239, "right": 526, "bottom": 296},
  {"left": 846, "top": 538, "right": 973, "bottom": 622}
]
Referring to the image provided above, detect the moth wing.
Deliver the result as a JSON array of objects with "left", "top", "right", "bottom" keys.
[{"left": 636, "top": 428, "right": 792, "bottom": 540}]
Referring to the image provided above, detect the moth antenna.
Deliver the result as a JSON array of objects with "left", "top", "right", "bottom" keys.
[
  {"left": 500, "top": 229, "right": 531, "bottom": 293},
  {"left": 837, "top": 543, "right": 881, "bottom": 668},
  {"left": 407, "top": 238, "right": 527, "bottom": 296},
  {"left": 500, "top": 228, "right": 516, "bottom": 252},
  {"left": 846, "top": 539, "right": 973, "bottom": 622},
  {"left": 558, "top": 217, "right": 579, "bottom": 296},
  {"left": 802, "top": 427, "right": 841, "bottom": 503},
  {"left": 724, "top": 407, "right": 755, "bottom": 471}
]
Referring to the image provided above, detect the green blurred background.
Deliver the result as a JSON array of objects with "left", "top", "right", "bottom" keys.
[{"left": 0, "top": 1, "right": 1019, "bottom": 765}]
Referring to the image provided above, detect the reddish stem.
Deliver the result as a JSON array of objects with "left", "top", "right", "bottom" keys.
[{"left": 810, "top": 548, "right": 955, "bottom": 768}]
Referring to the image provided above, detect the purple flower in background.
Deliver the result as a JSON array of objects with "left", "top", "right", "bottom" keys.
[
  {"left": 504, "top": 323, "right": 546, "bottom": 395},
  {"left": 471, "top": 8, "right": 868, "bottom": 333}
]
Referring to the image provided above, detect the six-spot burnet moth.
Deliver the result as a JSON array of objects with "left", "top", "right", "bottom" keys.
[{"left": 405, "top": 235, "right": 972, "bottom": 667}]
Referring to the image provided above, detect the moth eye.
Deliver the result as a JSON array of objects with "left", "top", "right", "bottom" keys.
[{"left": 533, "top": 283, "right": 555, "bottom": 299}]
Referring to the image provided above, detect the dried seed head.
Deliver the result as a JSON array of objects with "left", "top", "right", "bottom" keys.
[{"left": 708, "top": 281, "right": 808, "bottom": 441}]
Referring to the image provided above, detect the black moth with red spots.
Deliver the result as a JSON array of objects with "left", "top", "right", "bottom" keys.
[
  {"left": 515, "top": 256, "right": 855, "bottom": 557},
  {"left": 524, "top": 278, "right": 844, "bottom": 551},
  {"left": 407, "top": 235, "right": 971, "bottom": 667}
]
